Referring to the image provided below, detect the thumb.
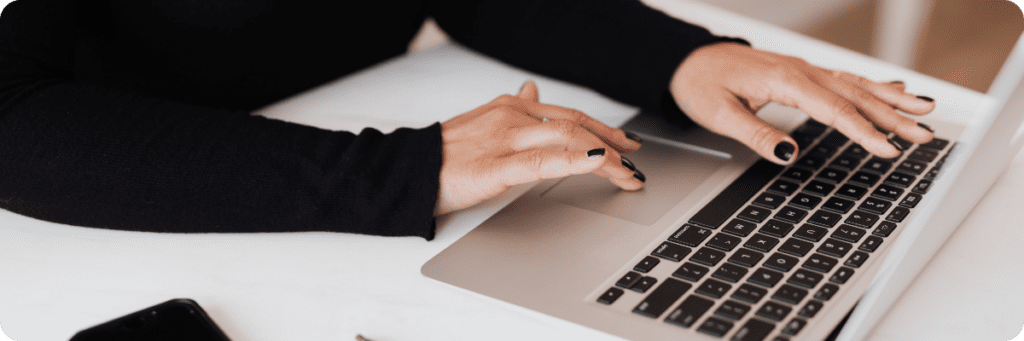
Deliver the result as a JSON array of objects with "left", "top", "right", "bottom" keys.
[
  {"left": 517, "top": 80, "right": 539, "bottom": 102},
  {"left": 706, "top": 94, "right": 800, "bottom": 165}
]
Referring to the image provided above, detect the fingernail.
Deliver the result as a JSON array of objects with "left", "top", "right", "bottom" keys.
[
  {"left": 621, "top": 156, "right": 636, "bottom": 171},
  {"left": 774, "top": 141, "right": 795, "bottom": 162},
  {"left": 889, "top": 80, "right": 904, "bottom": 84},
  {"left": 917, "top": 122, "right": 934, "bottom": 132},
  {"left": 587, "top": 148, "right": 606, "bottom": 158},
  {"left": 624, "top": 131, "right": 643, "bottom": 144},
  {"left": 888, "top": 138, "right": 905, "bottom": 152},
  {"left": 916, "top": 95, "right": 934, "bottom": 102},
  {"left": 633, "top": 169, "right": 646, "bottom": 183}
]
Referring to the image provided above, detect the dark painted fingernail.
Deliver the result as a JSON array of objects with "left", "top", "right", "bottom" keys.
[
  {"left": 917, "top": 122, "right": 934, "bottom": 132},
  {"left": 774, "top": 141, "right": 795, "bottom": 162},
  {"left": 587, "top": 148, "right": 606, "bottom": 158},
  {"left": 621, "top": 156, "right": 636, "bottom": 171},
  {"left": 888, "top": 138, "right": 905, "bottom": 152},
  {"left": 916, "top": 95, "right": 934, "bottom": 102},
  {"left": 624, "top": 131, "right": 643, "bottom": 144},
  {"left": 633, "top": 169, "right": 646, "bottom": 183},
  {"left": 889, "top": 80, "right": 904, "bottom": 84}
]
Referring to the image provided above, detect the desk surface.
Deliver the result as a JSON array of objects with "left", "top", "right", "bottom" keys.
[{"left": 2, "top": 1, "right": 1024, "bottom": 340}]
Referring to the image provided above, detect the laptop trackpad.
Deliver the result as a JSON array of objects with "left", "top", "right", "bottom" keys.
[{"left": 541, "top": 139, "right": 728, "bottom": 225}]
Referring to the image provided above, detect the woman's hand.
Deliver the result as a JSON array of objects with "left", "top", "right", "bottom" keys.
[
  {"left": 670, "top": 42, "right": 937, "bottom": 164},
  {"left": 435, "top": 81, "right": 644, "bottom": 215}
]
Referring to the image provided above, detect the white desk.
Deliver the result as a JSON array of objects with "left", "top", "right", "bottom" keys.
[{"left": 2, "top": 1, "right": 1023, "bottom": 340}]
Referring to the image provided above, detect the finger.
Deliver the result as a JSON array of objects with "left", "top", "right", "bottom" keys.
[
  {"left": 492, "top": 148, "right": 608, "bottom": 187},
  {"left": 518, "top": 100, "right": 642, "bottom": 153},
  {"left": 831, "top": 69, "right": 936, "bottom": 115},
  {"left": 594, "top": 167, "right": 645, "bottom": 191},
  {"left": 516, "top": 80, "right": 540, "bottom": 103},
  {"left": 508, "top": 119, "right": 636, "bottom": 180},
  {"left": 697, "top": 89, "right": 800, "bottom": 165},
  {"left": 816, "top": 72, "right": 934, "bottom": 144}
]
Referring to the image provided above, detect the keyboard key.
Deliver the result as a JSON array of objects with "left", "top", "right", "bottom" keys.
[
  {"left": 781, "top": 318, "right": 807, "bottom": 336},
  {"left": 733, "top": 318, "right": 777, "bottom": 341},
  {"left": 774, "top": 206, "right": 808, "bottom": 224},
  {"left": 845, "top": 210, "right": 880, "bottom": 229},
  {"left": 753, "top": 192, "right": 786, "bottom": 209},
  {"left": 759, "top": 219, "right": 795, "bottom": 238},
  {"left": 782, "top": 167, "right": 813, "bottom": 182},
  {"left": 632, "top": 278, "right": 691, "bottom": 318},
  {"left": 789, "top": 193, "right": 823, "bottom": 210},
  {"left": 744, "top": 234, "right": 781, "bottom": 253},
  {"left": 597, "top": 287, "right": 625, "bottom": 305},
  {"left": 796, "top": 155, "right": 828, "bottom": 170},
  {"left": 764, "top": 253, "right": 799, "bottom": 272},
  {"left": 634, "top": 256, "right": 660, "bottom": 273},
  {"left": 819, "top": 130, "right": 849, "bottom": 148},
  {"left": 919, "top": 137, "right": 950, "bottom": 151},
  {"left": 748, "top": 268, "right": 785, "bottom": 288},
  {"left": 713, "top": 263, "right": 749, "bottom": 283},
  {"left": 689, "top": 160, "right": 784, "bottom": 228},
  {"left": 873, "top": 221, "right": 898, "bottom": 237},
  {"left": 732, "top": 284, "right": 769, "bottom": 304},
  {"left": 884, "top": 172, "right": 916, "bottom": 188},
  {"left": 665, "top": 295, "right": 714, "bottom": 328},
  {"left": 798, "top": 300, "right": 824, "bottom": 318},
  {"left": 908, "top": 148, "right": 939, "bottom": 162},
  {"left": 886, "top": 206, "right": 911, "bottom": 222},
  {"left": 714, "top": 300, "right": 752, "bottom": 320},
  {"left": 652, "top": 241, "right": 692, "bottom": 262},
  {"left": 673, "top": 262, "right": 710, "bottom": 282},
  {"left": 768, "top": 179, "right": 800, "bottom": 196},
  {"left": 816, "top": 168, "right": 849, "bottom": 184},
  {"left": 862, "top": 158, "right": 894, "bottom": 174},
  {"left": 631, "top": 276, "right": 658, "bottom": 293},
  {"left": 807, "top": 210, "right": 842, "bottom": 228},
  {"left": 696, "top": 317, "right": 735, "bottom": 338},
  {"left": 891, "top": 135, "right": 915, "bottom": 150},
  {"left": 831, "top": 224, "right": 867, "bottom": 243},
  {"left": 858, "top": 197, "right": 892, "bottom": 215},
  {"left": 830, "top": 154, "right": 861, "bottom": 171},
  {"left": 900, "top": 193, "right": 923, "bottom": 208},
  {"left": 859, "top": 236, "right": 884, "bottom": 252},
  {"left": 695, "top": 278, "right": 733, "bottom": 299},
  {"left": 808, "top": 144, "right": 839, "bottom": 158},
  {"left": 615, "top": 271, "right": 642, "bottom": 288},
  {"left": 729, "top": 248, "right": 765, "bottom": 268},
  {"left": 778, "top": 238, "right": 814, "bottom": 257},
  {"left": 756, "top": 301, "right": 793, "bottom": 321},
  {"left": 794, "top": 224, "right": 828, "bottom": 242},
  {"left": 924, "top": 164, "right": 942, "bottom": 180},
  {"left": 691, "top": 247, "right": 727, "bottom": 267},
  {"left": 830, "top": 267, "right": 855, "bottom": 284},
  {"left": 739, "top": 206, "right": 773, "bottom": 223},
  {"left": 795, "top": 119, "right": 828, "bottom": 136},
  {"left": 835, "top": 184, "right": 869, "bottom": 200},
  {"left": 722, "top": 219, "right": 758, "bottom": 237},
  {"left": 822, "top": 197, "right": 855, "bottom": 214},
  {"left": 670, "top": 224, "right": 713, "bottom": 247},
  {"left": 773, "top": 284, "right": 809, "bottom": 305},
  {"left": 842, "top": 143, "right": 870, "bottom": 159},
  {"left": 848, "top": 171, "right": 881, "bottom": 187},
  {"left": 815, "top": 284, "right": 840, "bottom": 301},
  {"left": 845, "top": 251, "right": 869, "bottom": 268},
  {"left": 818, "top": 238, "right": 853, "bottom": 258},
  {"left": 792, "top": 131, "right": 818, "bottom": 149},
  {"left": 872, "top": 184, "right": 904, "bottom": 202},
  {"left": 707, "top": 233, "right": 743, "bottom": 252},
  {"left": 912, "top": 179, "right": 932, "bottom": 194},
  {"left": 802, "top": 180, "right": 836, "bottom": 197},
  {"left": 895, "top": 159, "right": 928, "bottom": 175},
  {"left": 788, "top": 269, "right": 824, "bottom": 289},
  {"left": 803, "top": 253, "right": 839, "bottom": 273}
]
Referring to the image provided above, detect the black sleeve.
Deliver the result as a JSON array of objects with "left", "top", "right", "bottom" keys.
[
  {"left": 428, "top": 0, "right": 748, "bottom": 122},
  {"left": 0, "top": 0, "right": 442, "bottom": 239}
]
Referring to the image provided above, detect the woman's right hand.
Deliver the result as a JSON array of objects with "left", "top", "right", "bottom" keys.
[{"left": 434, "top": 81, "right": 644, "bottom": 215}]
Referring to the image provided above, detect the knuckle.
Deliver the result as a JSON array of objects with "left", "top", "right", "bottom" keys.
[
  {"left": 495, "top": 94, "right": 517, "bottom": 105},
  {"left": 749, "top": 125, "right": 779, "bottom": 151},
  {"left": 549, "top": 119, "right": 580, "bottom": 137}
]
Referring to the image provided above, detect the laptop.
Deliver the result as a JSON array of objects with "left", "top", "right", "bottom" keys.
[{"left": 421, "top": 31, "right": 1024, "bottom": 341}]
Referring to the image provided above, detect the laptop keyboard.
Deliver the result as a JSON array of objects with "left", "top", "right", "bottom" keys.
[{"left": 596, "top": 119, "right": 954, "bottom": 341}]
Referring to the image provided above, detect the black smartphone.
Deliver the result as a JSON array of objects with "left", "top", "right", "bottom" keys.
[{"left": 69, "top": 298, "right": 231, "bottom": 341}]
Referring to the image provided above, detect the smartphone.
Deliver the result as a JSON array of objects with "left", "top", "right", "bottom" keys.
[{"left": 69, "top": 298, "right": 231, "bottom": 341}]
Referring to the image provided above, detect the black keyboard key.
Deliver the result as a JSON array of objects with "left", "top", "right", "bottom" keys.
[
  {"left": 815, "top": 284, "right": 840, "bottom": 301},
  {"left": 631, "top": 276, "right": 658, "bottom": 293},
  {"left": 616, "top": 271, "right": 642, "bottom": 288},
  {"left": 756, "top": 301, "right": 793, "bottom": 322},
  {"left": 802, "top": 180, "right": 836, "bottom": 197},
  {"left": 781, "top": 318, "right": 807, "bottom": 336},
  {"left": 808, "top": 144, "right": 839, "bottom": 158},
  {"left": 842, "top": 143, "right": 870, "bottom": 159},
  {"left": 819, "top": 130, "right": 849, "bottom": 148},
  {"left": 670, "top": 224, "right": 713, "bottom": 247},
  {"left": 807, "top": 210, "right": 842, "bottom": 228},
  {"left": 714, "top": 300, "right": 752, "bottom": 320},
  {"left": 729, "top": 248, "right": 765, "bottom": 268},
  {"left": 861, "top": 158, "right": 893, "bottom": 174},
  {"left": 794, "top": 224, "right": 828, "bottom": 242},
  {"left": 739, "top": 205, "right": 773, "bottom": 223},
  {"left": 696, "top": 317, "right": 735, "bottom": 338},
  {"left": 803, "top": 253, "right": 840, "bottom": 273},
  {"left": 707, "top": 233, "right": 743, "bottom": 252},
  {"left": 597, "top": 287, "right": 625, "bottom": 305},
  {"left": 673, "top": 262, "right": 711, "bottom": 282},
  {"left": 845, "top": 210, "right": 880, "bottom": 229},
  {"left": 872, "top": 184, "right": 904, "bottom": 202},
  {"left": 665, "top": 295, "right": 714, "bottom": 328},
  {"left": 831, "top": 224, "right": 867, "bottom": 243},
  {"left": 691, "top": 247, "right": 727, "bottom": 267},
  {"left": 818, "top": 238, "right": 853, "bottom": 258},
  {"left": 908, "top": 148, "right": 939, "bottom": 162},
  {"left": 782, "top": 167, "right": 813, "bottom": 182},
  {"left": 652, "top": 241, "right": 692, "bottom": 262},
  {"left": 900, "top": 193, "right": 923, "bottom": 208},
  {"left": 689, "top": 160, "right": 784, "bottom": 229},
  {"left": 816, "top": 168, "right": 849, "bottom": 184},
  {"left": 792, "top": 131, "right": 818, "bottom": 149},
  {"left": 768, "top": 179, "right": 800, "bottom": 196},
  {"left": 920, "top": 137, "right": 950, "bottom": 151},
  {"left": 873, "top": 221, "right": 898, "bottom": 237},
  {"left": 696, "top": 278, "right": 733, "bottom": 299},
  {"left": 830, "top": 154, "right": 861, "bottom": 171},
  {"left": 924, "top": 165, "right": 942, "bottom": 180},
  {"left": 753, "top": 192, "right": 786, "bottom": 209},
  {"left": 895, "top": 159, "right": 929, "bottom": 175},
  {"left": 764, "top": 253, "right": 799, "bottom": 272},
  {"left": 788, "top": 269, "right": 824, "bottom": 289},
  {"left": 860, "top": 236, "right": 884, "bottom": 252},
  {"left": 795, "top": 119, "right": 828, "bottom": 136},
  {"left": 775, "top": 206, "right": 808, "bottom": 224},
  {"left": 796, "top": 155, "right": 828, "bottom": 170},
  {"left": 633, "top": 278, "right": 691, "bottom": 318},
  {"left": 849, "top": 171, "right": 881, "bottom": 187},
  {"left": 891, "top": 135, "right": 914, "bottom": 151},
  {"left": 822, "top": 197, "right": 855, "bottom": 214},
  {"left": 845, "top": 251, "right": 869, "bottom": 268},
  {"left": 798, "top": 300, "right": 824, "bottom": 318},
  {"left": 859, "top": 197, "right": 892, "bottom": 215},
  {"left": 713, "top": 263, "right": 750, "bottom": 283},
  {"left": 723, "top": 219, "right": 759, "bottom": 237},
  {"left": 744, "top": 234, "right": 780, "bottom": 253},
  {"left": 733, "top": 318, "right": 777, "bottom": 341},
  {"left": 634, "top": 256, "right": 660, "bottom": 273},
  {"left": 778, "top": 238, "right": 814, "bottom": 257},
  {"left": 883, "top": 172, "right": 916, "bottom": 188},
  {"left": 748, "top": 268, "right": 785, "bottom": 288},
  {"left": 887, "top": 206, "right": 911, "bottom": 222},
  {"left": 830, "top": 267, "right": 855, "bottom": 284},
  {"left": 912, "top": 179, "right": 932, "bottom": 194},
  {"left": 773, "top": 284, "right": 809, "bottom": 305},
  {"left": 835, "top": 184, "right": 869, "bottom": 201},
  {"left": 732, "top": 284, "right": 769, "bottom": 304},
  {"left": 789, "top": 193, "right": 822, "bottom": 210},
  {"left": 759, "top": 219, "right": 795, "bottom": 238}
]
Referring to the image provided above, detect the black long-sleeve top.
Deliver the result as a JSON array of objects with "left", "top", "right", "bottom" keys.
[{"left": 0, "top": 0, "right": 742, "bottom": 239}]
